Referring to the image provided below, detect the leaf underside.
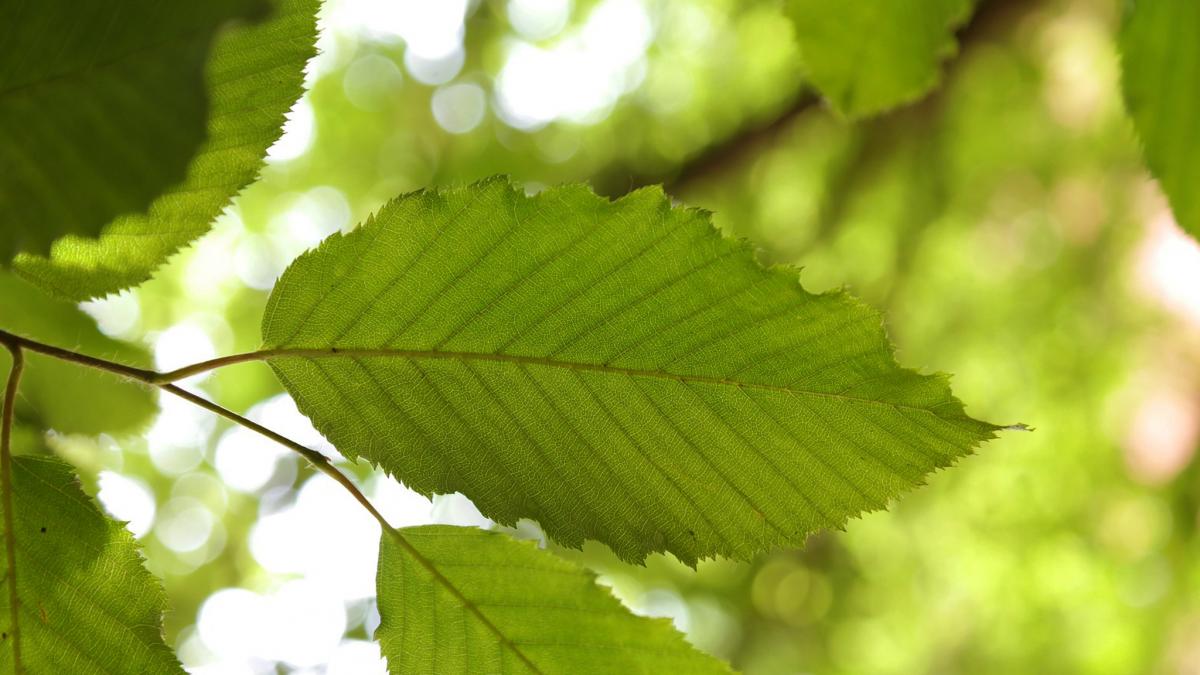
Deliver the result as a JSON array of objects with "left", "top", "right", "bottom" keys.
[
  {"left": 377, "top": 525, "right": 729, "bottom": 675},
  {"left": 0, "top": 455, "right": 181, "bottom": 673},
  {"left": 263, "top": 179, "right": 999, "bottom": 565},
  {"left": 0, "top": 0, "right": 264, "bottom": 260},
  {"left": 1120, "top": 0, "right": 1200, "bottom": 237},
  {"left": 788, "top": 0, "right": 972, "bottom": 118},
  {"left": 8, "top": 0, "right": 318, "bottom": 301}
]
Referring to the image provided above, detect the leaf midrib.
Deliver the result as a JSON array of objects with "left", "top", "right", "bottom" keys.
[
  {"left": 258, "top": 346, "right": 965, "bottom": 420},
  {"left": 385, "top": 528, "right": 546, "bottom": 674}
]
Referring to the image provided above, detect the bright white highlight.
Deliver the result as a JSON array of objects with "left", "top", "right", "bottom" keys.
[
  {"left": 195, "top": 582, "right": 346, "bottom": 668},
  {"left": 261, "top": 580, "right": 348, "bottom": 667},
  {"left": 156, "top": 497, "right": 215, "bottom": 553},
  {"left": 432, "top": 492, "right": 493, "bottom": 528},
  {"left": 371, "top": 474, "right": 434, "bottom": 528},
  {"left": 250, "top": 474, "right": 383, "bottom": 601},
  {"left": 432, "top": 83, "right": 487, "bottom": 134},
  {"left": 147, "top": 393, "right": 214, "bottom": 474},
  {"left": 329, "top": 0, "right": 468, "bottom": 59},
  {"left": 1139, "top": 209, "right": 1200, "bottom": 327},
  {"left": 267, "top": 98, "right": 315, "bottom": 162},
  {"left": 508, "top": 0, "right": 572, "bottom": 41},
  {"left": 80, "top": 291, "right": 141, "bottom": 339},
  {"left": 196, "top": 588, "right": 262, "bottom": 661},
  {"left": 214, "top": 395, "right": 322, "bottom": 493},
  {"left": 215, "top": 426, "right": 287, "bottom": 494},
  {"left": 404, "top": 48, "right": 465, "bottom": 86},
  {"left": 328, "top": 640, "right": 388, "bottom": 674},
  {"left": 154, "top": 322, "right": 216, "bottom": 377},
  {"left": 268, "top": 187, "right": 353, "bottom": 260},
  {"left": 96, "top": 471, "right": 156, "bottom": 539},
  {"left": 495, "top": 0, "right": 652, "bottom": 129}
]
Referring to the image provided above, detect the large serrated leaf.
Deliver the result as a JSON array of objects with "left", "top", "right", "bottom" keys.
[
  {"left": 0, "top": 0, "right": 265, "bottom": 260},
  {"left": 263, "top": 179, "right": 1000, "bottom": 565},
  {"left": 9, "top": 0, "right": 319, "bottom": 301},
  {"left": 377, "top": 525, "right": 729, "bottom": 674},
  {"left": 1119, "top": 0, "right": 1200, "bottom": 237},
  {"left": 788, "top": 0, "right": 972, "bottom": 118},
  {"left": 0, "top": 455, "right": 181, "bottom": 673}
]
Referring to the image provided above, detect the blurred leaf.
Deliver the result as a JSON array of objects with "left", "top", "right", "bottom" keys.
[
  {"left": 262, "top": 179, "right": 999, "bottom": 564},
  {"left": 1120, "top": 0, "right": 1200, "bottom": 236},
  {"left": 0, "top": 0, "right": 265, "bottom": 260},
  {"left": 9, "top": 0, "right": 319, "bottom": 301},
  {"left": 0, "top": 271, "right": 154, "bottom": 436},
  {"left": 0, "top": 455, "right": 181, "bottom": 673},
  {"left": 377, "top": 525, "right": 729, "bottom": 674},
  {"left": 787, "top": 0, "right": 971, "bottom": 118}
]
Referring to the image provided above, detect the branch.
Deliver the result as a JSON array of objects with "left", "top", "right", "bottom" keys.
[
  {"left": 0, "top": 329, "right": 549, "bottom": 674},
  {"left": 590, "top": 93, "right": 819, "bottom": 198},
  {"left": 593, "top": 0, "right": 1037, "bottom": 198},
  {"left": 0, "top": 329, "right": 388, "bottom": 531},
  {"left": 159, "top": 383, "right": 390, "bottom": 529},
  {"left": 1, "top": 344, "right": 24, "bottom": 670}
]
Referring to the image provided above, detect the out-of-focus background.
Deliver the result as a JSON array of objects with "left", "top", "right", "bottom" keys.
[{"left": 57, "top": 0, "right": 1200, "bottom": 672}]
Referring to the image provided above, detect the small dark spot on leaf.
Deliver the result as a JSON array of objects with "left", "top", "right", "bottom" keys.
[
  {"left": 3, "top": 632, "right": 8, "bottom": 639},
  {"left": 39, "top": 527, "right": 46, "bottom": 534}
]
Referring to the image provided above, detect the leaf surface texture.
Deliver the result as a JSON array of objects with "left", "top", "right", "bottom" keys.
[
  {"left": 377, "top": 525, "right": 728, "bottom": 674},
  {"left": 264, "top": 179, "right": 998, "bottom": 564},
  {"left": 8, "top": 0, "right": 318, "bottom": 300},
  {"left": 0, "top": 455, "right": 181, "bottom": 673}
]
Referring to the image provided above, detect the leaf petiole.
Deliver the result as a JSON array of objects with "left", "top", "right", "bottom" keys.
[
  {"left": 1, "top": 343, "right": 24, "bottom": 670},
  {"left": 0, "top": 328, "right": 386, "bottom": 529}
]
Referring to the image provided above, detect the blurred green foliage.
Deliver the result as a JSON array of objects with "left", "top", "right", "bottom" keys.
[{"left": 12, "top": 0, "right": 1200, "bottom": 672}]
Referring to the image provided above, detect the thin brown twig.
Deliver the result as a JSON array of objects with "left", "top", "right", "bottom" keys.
[
  {"left": 0, "top": 329, "right": 547, "bottom": 672},
  {"left": 1, "top": 344, "right": 24, "bottom": 672}
]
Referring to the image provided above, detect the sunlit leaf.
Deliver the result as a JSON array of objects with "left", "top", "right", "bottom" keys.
[
  {"left": 787, "top": 0, "right": 972, "bottom": 118},
  {"left": 263, "top": 179, "right": 1000, "bottom": 564},
  {"left": 0, "top": 0, "right": 265, "bottom": 260},
  {"left": 377, "top": 525, "right": 729, "bottom": 674},
  {"left": 9, "top": 0, "right": 319, "bottom": 301},
  {"left": 0, "top": 271, "right": 154, "bottom": 436},
  {"left": 1120, "top": 0, "right": 1200, "bottom": 237},
  {"left": 0, "top": 455, "right": 181, "bottom": 673}
]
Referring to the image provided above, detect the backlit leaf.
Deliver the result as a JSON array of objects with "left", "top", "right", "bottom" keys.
[
  {"left": 263, "top": 179, "right": 1000, "bottom": 564},
  {"left": 1119, "top": 0, "right": 1200, "bottom": 236},
  {"left": 0, "top": 455, "right": 180, "bottom": 673},
  {"left": 377, "top": 525, "right": 729, "bottom": 674},
  {"left": 9, "top": 0, "right": 318, "bottom": 301},
  {"left": 0, "top": 0, "right": 264, "bottom": 259}
]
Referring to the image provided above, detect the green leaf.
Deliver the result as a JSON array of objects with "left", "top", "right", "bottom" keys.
[
  {"left": 0, "top": 271, "right": 154, "bottom": 436},
  {"left": 263, "top": 179, "right": 1000, "bottom": 565},
  {"left": 787, "top": 0, "right": 972, "bottom": 118},
  {"left": 0, "top": 455, "right": 181, "bottom": 673},
  {"left": 377, "top": 525, "right": 729, "bottom": 674},
  {"left": 9, "top": 0, "right": 319, "bottom": 301},
  {"left": 1120, "top": 0, "right": 1200, "bottom": 236},
  {"left": 0, "top": 0, "right": 265, "bottom": 260}
]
